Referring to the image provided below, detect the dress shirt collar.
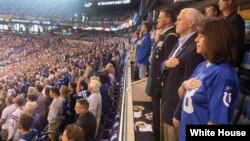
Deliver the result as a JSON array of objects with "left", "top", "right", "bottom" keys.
[{"left": 178, "top": 32, "right": 196, "bottom": 46}]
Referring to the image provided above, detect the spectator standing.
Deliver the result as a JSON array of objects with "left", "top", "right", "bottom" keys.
[
  {"left": 219, "top": 0, "right": 245, "bottom": 67},
  {"left": 161, "top": 8, "right": 204, "bottom": 141},
  {"left": 136, "top": 21, "right": 152, "bottom": 79},
  {"left": 18, "top": 113, "right": 39, "bottom": 141},
  {"left": 0, "top": 96, "right": 16, "bottom": 141},
  {"left": 179, "top": 18, "right": 240, "bottom": 141},
  {"left": 205, "top": 4, "right": 221, "bottom": 18},
  {"left": 47, "top": 87, "right": 64, "bottom": 141},
  {"left": 8, "top": 96, "right": 26, "bottom": 141},
  {"left": 74, "top": 99, "right": 96, "bottom": 141},
  {"left": 87, "top": 78, "right": 102, "bottom": 134},
  {"left": 61, "top": 124, "right": 85, "bottom": 141},
  {"left": 23, "top": 101, "right": 41, "bottom": 135},
  {"left": 145, "top": 8, "right": 178, "bottom": 141}
]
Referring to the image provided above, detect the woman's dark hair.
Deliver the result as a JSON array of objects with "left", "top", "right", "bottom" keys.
[{"left": 197, "top": 18, "right": 237, "bottom": 64}]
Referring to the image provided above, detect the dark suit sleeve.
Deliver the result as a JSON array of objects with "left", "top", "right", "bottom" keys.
[
  {"left": 234, "top": 17, "right": 245, "bottom": 47},
  {"left": 173, "top": 46, "right": 204, "bottom": 120},
  {"left": 173, "top": 99, "right": 183, "bottom": 121},
  {"left": 233, "top": 16, "right": 245, "bottom": 67}
]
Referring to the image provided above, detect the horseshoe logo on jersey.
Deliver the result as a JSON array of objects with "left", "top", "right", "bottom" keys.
[{"left": 223, "top": 92, "right": 232, "bottom": 107}]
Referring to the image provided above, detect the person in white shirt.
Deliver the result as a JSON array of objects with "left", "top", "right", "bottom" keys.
[
  {"left": 87, "top": 78, "right": 102, "bottom": 135},
  {"left": 8, "top": 96, "right": 26, "bottom": 141},
  {"left": 47, "top": 87, "right": 64, "bottom": 141},
  {"left": 0, "top": 96, "right": 16, "bottom": 140}
]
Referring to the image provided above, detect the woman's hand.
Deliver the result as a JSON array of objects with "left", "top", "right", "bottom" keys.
[
  {"left": 178, "top": 77, "right": 201, "bottom": 99},
  {"left": 182, "top": 77, "right": 201, "bottom": 90}
]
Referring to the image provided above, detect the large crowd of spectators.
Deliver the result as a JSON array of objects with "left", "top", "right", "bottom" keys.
[
  {"left": 0, "top": 31, "right": 126, "bottom": 141},
  {"left": 0, "top": 0, "right": 135, "bottom": 25},
  {"left": 0, "top": 0, "right": 80, "bottom": 22},
  {"left": 83, "top": 10, "right": 135, "bottom": 28}
]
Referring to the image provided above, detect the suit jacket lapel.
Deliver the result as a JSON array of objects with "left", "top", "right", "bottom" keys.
[
  {"left": 175, "top": 33, "right": 197, "bottom": 57},
  {"left": 168, "top": 42, "right": 179, "bottom": 58}
]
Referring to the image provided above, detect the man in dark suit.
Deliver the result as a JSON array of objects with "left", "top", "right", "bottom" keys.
[
  {"left": 145, "top": 8, "right": 178, "bottom": 141},
  {"left": 161, "top": 8, "right": 204, "bottom": 141},
  {"left": 74, "top": 99, "right": 96, "bottom": 141}
]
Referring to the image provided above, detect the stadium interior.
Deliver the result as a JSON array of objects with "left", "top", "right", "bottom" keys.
[{"left": 0, "top": 0, "right": 250, "bottom": 141}]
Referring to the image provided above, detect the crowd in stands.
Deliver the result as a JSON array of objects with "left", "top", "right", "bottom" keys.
[
  {"left": 0, "top": 0, "right": 80, "bottom": 22},
  {"left": 0, "top": 0, "right": 135, "bottom": 25},
  {"left": 0, "top": 31, "right": 126, "bottom": 141},
  {"left": 70, "top": 31, "right": 123, "bottom": 42},
  {"left": 0, "top": 0, "right": 248, "bottom": 141},
  {"left": 80, "top": 10, "right": 135, "bottom": 28}
]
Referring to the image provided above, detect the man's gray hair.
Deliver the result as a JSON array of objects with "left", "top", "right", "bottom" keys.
[
  {"left": 89, "top": 78, "right": 100, "bottom": 93},
  {"left": 25, "top": 102, "right": 38, "bottom": 114},
  {"left": 181, "top": 8, "right": 204, "bottom": 29}
]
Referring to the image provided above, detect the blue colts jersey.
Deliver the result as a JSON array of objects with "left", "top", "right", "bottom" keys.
[{"left": 180, "top": 61, "right": 240, "bottom": 141}]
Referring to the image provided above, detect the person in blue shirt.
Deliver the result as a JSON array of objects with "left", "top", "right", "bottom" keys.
[
  {"left": 178, "top": 18, "right": 240, "bottom": 141},
  {"left": 19, "top": 113, "right": 39, "bottom": 141},
  {"left": 99, "top": 72, "right": 110, "bottom": 117},
  {"left": 136, "top": 21, "right": 152, "bottom": 79}
]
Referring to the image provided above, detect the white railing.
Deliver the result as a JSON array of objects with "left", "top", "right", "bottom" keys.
[{"left": 119, "top": 42, "right": 135, "bottom": 141}]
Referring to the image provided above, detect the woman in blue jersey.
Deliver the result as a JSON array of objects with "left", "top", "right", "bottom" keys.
[{"left": 178, "top": 18, "right": 240, "bottom": 141}]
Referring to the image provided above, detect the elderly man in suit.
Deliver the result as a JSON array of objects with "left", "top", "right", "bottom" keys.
[
  {"left": 146, "top": 8, "right": 178, "bottom": 141},
  {"left": 161, "top": 8, "right": 204, "bottom": 141}
]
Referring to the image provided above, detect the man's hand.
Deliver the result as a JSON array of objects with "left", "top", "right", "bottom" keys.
[
  {"left": 173, "top": 117, "right": 180, "bottom": 128},
  {"left": 164, "top": 57, "right": 179, "bottom": 68}
]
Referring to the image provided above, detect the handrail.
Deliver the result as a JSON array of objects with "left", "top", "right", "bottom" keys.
[
  {"left": 126, "top": 53, "right": 135, "bottom": 141},
  {"left": 118, "top": 58, "right": 127, "bottom": 141},
  {"left": 119, "top": 41, "right": 135, "bottom": 141}
]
